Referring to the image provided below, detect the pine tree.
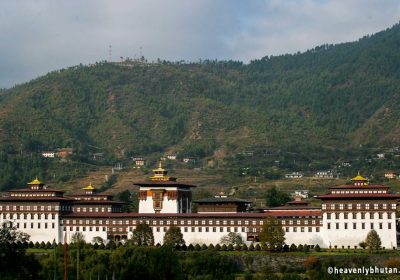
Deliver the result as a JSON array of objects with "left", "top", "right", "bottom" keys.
[
  {"left": 365, "top": 229, "right": 381, "bottom": 252},
  {"left": 163, "top": 225, "right": 185, "bottom": 247},
  {"left": 258, "top": 216, "right": 285, "bottom": 251},
  {"left": 131, "top": 223, "right": 154, "bottom": 246}
]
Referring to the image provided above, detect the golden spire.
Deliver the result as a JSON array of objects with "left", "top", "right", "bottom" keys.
[
  {"left": 150, "top": 162, "right": 170, "bottom": 181},
  {"left": 28, "top": 177, "right": 42, "bottom": 185},
  {"left": 83, "top": 182, "right": 95, "bottom": 190}
]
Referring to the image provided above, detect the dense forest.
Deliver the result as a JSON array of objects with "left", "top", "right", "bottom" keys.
[{"left": 0, "top": 23, "right": 400, "bottom": 189}]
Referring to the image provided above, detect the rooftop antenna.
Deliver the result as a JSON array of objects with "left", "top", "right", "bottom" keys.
[{"left": 108, "top": 45, "right": 112, "bottom": 62}]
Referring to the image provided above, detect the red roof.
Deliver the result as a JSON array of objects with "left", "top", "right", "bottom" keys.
[
  {"left": 134, "top": 181, "right": 195, "bottom": 188},
  {"left": 329, "top": 184, "right": 389, "bottom": 190},
  {"left": 72, "top": 200, "right": 124, "bottom": 205},
  {"left": 0, "top": 196, "right": 73, "bottom": 202},
  {"left": 9, "top": 188, "right": 65, "bottom": 193},
  {"left": 264, "top": 210, "right": 322, "bottom": 217},
  {"left": 316, "top": 193, "right": 400, "bottom": 200},
  {"left": 263, "top": 205, "right": 319, "bottom": 210}
]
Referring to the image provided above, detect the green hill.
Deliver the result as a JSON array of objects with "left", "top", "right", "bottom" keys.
[{"left": 1, "top": 23, "right": 400, "bottom": 189}]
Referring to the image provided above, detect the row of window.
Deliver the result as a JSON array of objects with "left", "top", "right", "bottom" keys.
[
  {"left": 63, "top": 219, "right": 264, "bottom": 226},
  {"left": 64, "top": 226, "right": 107, "bottom": 232},
  {"left": 2, "top": 213, "right": 56, "bottom": 220},
  {"left": 10, "top": 193, "right": 57, "bottom": 197},
  {"left": 14, "top": 222, "right": 55, "bottom": 229},
  {"left": 330, "top": 190, "right": 386, "bottom": 195},
  {"left": 0, "top": 205, "right": 71, "bottom": 211},
  {"left": 322, "top": 203, "right": 396, "bottom": 210},
  {"left": 326, "top": 212, "right": 395, "bottom": 220},
  {"left": 75, "top": 207, "right": 112, "bottom": 213},
  {"left": 326, "top": 222, "right": 392, "bottom": 230},
  {"left": 281, "top": 220, "right": 321, "bottom": 225},
  {"left": 284, "top": 227, "right": 320, "bottom": 233}
]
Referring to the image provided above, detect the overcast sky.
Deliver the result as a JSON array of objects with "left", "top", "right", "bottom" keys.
[{"left": 0, "top": 0, "right": 399, "bottom": 88}]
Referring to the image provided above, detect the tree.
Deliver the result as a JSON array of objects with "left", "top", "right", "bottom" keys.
[
  {"left": 0, "top": 222, "right": 39, "bottom": 279},
  {"left": 71, "top": 232, "right": 85, "bottom": 245},
  {"left": 265, "top": 186, "right": 291, "bottom": 207},
  {"left": 131, "top": 223, "right": 154, "bottom": 246},
  {"left": 365, "top": 229, "right": 381, "bottom": 252},
  {"left": 92, "top": 236, "right": 104, "bottom": 245},
  {"left": 258, "top": 216, "right": 285, "bottom": 251},
  {"left": 220, "top": 232, "right": 244, "bottom": 246},
  {"left": 163, "top": 226, "right": 185, "bottom": 247}
]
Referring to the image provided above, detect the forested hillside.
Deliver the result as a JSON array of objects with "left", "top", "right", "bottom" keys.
[{"left": 0, "top": 23, "right": 400, "bottom": 189}]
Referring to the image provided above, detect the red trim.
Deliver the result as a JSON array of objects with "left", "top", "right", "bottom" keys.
[
  {"left": 316, "top": 193, "right": 400, "bottom": 199},
  {"left": 329, "top": 185, "right": 389, "bottom": 189}
]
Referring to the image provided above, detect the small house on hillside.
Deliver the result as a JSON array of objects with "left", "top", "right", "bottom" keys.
[
  {"left": 285, "top": 172, "right": 303, "bottom": 179},
  {"left": 132, "top": 157, "right": 146, "bottom": 167},
  {"left": 384, "top": 171, "right": 397, "bottom": 179},
  {"left": 92, "top": 153, "right": 104, "bottom": 161},
  {"left": 42, "top": 151, "right": 55, "bottom": 158},
  {"left": 57, "top": 148, "right": 73, "bottom": 158}
]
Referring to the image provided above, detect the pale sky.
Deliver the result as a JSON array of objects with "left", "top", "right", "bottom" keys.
[{"left": 0, "top": 0, "right": 399, "bottom": 88}]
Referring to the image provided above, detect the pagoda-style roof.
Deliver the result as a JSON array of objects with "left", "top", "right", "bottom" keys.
[
  {"left": 135, "top": 163, "right": 195, "bottom": 188},
  {"left": 316, "top": 193, "right": 400, "bottom": 200},
  {"left": 329, "top": 184, "right": 388, "bottom": 190},
  {"left": 194, "top": 197, "right": 251, "bottom": 204},
  {"left": 134, "top": 181, "right": 195, "bottom": 188}
]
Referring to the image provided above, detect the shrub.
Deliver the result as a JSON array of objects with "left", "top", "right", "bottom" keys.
[
  {"left": 289, "top": 244, "right": 297, "bottom": 252},
  {"left": 314, "top": 244, "right": 321, "bottom": 252}
]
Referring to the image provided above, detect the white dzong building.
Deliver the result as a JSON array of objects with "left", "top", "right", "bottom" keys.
[
  {"left": 136, "top": 162, "right": 194, "bottom": 214},
  {"left": 0, "top": 170, "right": 399, "bottom": 248}
]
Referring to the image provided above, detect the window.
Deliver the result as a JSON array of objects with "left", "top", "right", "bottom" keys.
[
  {"left": 347, "top": 204, "right": 352, "bottom": 210},
  {"left": 191, "top": 227, "right": 195, "bottom": 232},
  {"left": 220, "top": 227, "right": 223, "bottom": 232},
  {"left": 374, "top": 204, "right": 379, "bottom": 210},
  {"left": 361, "top": 223, "right": 365, "bottom": 229},
  {"left": 392, "top": 204, "right": 396, "bottom": 209},
  {"left": 308, "top": 227, "right": 312, "bottom": 232},
  {"left": 322, "top": 204, "right": 326, "bottom": 210},
  {"left": 365, "top": 204, "right": 370, "bottom": 210},
  {"left": 316, "top": 227, "right": 320, "bottom": 232},
  {"left": 327, "top": 223, "right": 331, "bottom": 229},
  {"left": 383, "top": 204, "right": 387, "bottom": 210},
  {"left": 336, "top": 223, "right": 339, "bottom": 229},
  {"left": 379, "top": 223, "right": 383, "bottom": 230},
  {"left": 213, "top": 227, "right": 216, "bottom": 232},
  {"left": 285, "top": 227, "right": 289, "bottom": 232},
  {"left": 327, "top": 213, "right": 331, "bottom": 219},
  {"left": 361, "top": 213, "right": 365, "bottom": 219},
  {"left": 344, "top": 213, "right": 348, "bottom": 219},
  {"left": 301, "top": 227, "right": 304, "bottom": 232},
  {"left": 339, "top": 204, "right": 344, "bottom": 210},
  {"left": 371, "top": 223, "right": 374, "bottom": 229},
  {"left": 388, "top": 223, "right": 392, "bottom": 229},
  {"left": 330, "top": 204, "right": 335, "bottom": 210},
  {"left": 357, "top": 204, "right": 361, "bottom": 210},
  {"left": 344, "top": 223, "right": 347, "bottom": 229},
  {"left": 184, "top": 227, "right": 188, "bottom": 232},
  {"left": 353, "top": 223, "right": 356, "bottom": 229}
]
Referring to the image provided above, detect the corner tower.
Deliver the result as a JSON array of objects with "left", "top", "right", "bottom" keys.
[{"left": 135, "top": 162, "right": 195, "bottom": 214}]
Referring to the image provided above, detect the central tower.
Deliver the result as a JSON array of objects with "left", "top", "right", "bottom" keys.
[{"left": 135, "top": 163, "right": 195, "bottom": 214}]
